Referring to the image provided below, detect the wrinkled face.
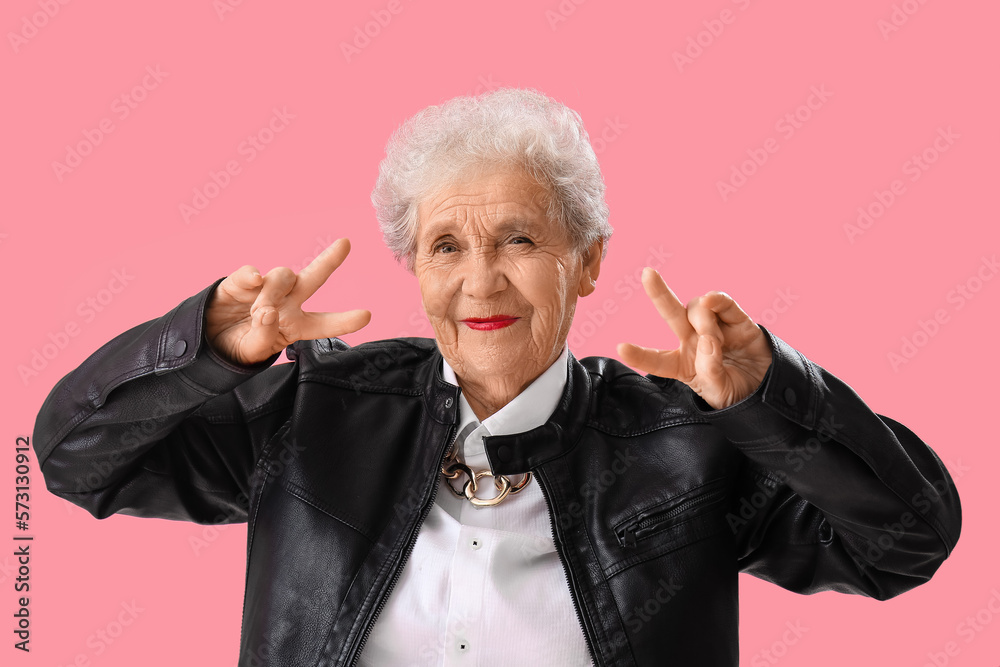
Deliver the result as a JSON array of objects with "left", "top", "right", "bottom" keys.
[{"left": 413, "top": 167, "right": 601, "bottom": 394}]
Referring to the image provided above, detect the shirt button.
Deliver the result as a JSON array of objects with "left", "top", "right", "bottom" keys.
[
  {"left": 783, "top": 387, "right": 797, "bottom": 406},
  {"left": 173, "top": 339, "right": 187, "bottom": 357},
  {"left": 457, "top": 640, "right": 470, "bottom": 652},
  {"left": 470, "top": 537, "right": 482, "bottom": 550}
]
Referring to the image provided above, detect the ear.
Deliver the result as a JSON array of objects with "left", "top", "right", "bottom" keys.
[{"left": 577, "top": 239, "right": 604, "bottom": 298}]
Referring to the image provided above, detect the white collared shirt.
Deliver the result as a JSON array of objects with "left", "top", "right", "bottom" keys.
[{"left": 357, "top": 346, "right": 593, "bottom": 666}]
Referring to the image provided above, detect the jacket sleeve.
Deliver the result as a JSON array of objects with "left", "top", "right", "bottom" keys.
[
  {"left": 699, "top": 326, "right": 961, "bottom": 600},
  {"left": 31, "top": 278, "right": 297, "bottom": 524}
]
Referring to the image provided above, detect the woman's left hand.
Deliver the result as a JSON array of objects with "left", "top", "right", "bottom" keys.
[{"left": 617, "top": 268, "right": 773, "bottom": 410}]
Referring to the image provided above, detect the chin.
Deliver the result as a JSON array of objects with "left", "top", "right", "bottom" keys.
[{"left": 462, "top": 344, "right": 532, "bottom": 380}]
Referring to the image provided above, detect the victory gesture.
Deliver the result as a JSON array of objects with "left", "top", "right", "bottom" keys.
[
  {"left": 618, "top": 268, "right": 773, "bottom": 410},
  {"left": 205, "top": 238, "right": 372, "bottom": 366}
]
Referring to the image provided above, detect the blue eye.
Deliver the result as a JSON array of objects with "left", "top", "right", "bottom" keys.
[{"left": 511, "top": 236, "right": 533, "bottom": 245}]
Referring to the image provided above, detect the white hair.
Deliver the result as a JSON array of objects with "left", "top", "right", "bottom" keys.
[{"left": 371, "top": 87, "right": 612, "bottom": 271}]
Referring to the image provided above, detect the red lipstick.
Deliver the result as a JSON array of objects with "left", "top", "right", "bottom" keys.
[{"left": 461, "top": 316, "right": 520, "bottom": 331}]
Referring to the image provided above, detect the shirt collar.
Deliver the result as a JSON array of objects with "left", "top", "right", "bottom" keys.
[{"left": 441, "top": 346, "right": 570, "bottom": 439}]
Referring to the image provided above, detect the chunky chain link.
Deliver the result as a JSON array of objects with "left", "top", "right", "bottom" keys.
[{"left": 441, "top": 448, "right": 531, "bottom": 507}]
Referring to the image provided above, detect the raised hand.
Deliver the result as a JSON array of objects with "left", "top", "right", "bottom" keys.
[
  {"left": 617, "top": 268, "right": 773, "bottom": 410},
  {"left": 205, "top": 238, "right": 372, "bottom": 366}
]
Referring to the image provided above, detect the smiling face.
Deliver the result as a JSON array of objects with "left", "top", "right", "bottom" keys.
[{"left": 413, "top": 167, "right": 602, "bottom": 408}]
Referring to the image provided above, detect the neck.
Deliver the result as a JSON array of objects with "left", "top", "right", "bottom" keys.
[
  {"left": 456, "top": 374, "right": 530, "bottom": 421},
  {"left": 443, "top": 345, "right": 566, "bottom": 422}
]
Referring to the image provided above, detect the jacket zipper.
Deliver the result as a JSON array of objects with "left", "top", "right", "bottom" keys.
[
  {"left": 533, "top": 466, "right": 602, "bottom": 667},
  {"left": 346, "top": 423, "right": 458, "bottom": 666},
  {"left": 617, "top": 483, "right": 727, "bottom": 548}
]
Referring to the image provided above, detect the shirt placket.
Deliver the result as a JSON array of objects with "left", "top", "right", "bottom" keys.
[{"left": 441, "top": 424, "right": 488, "bottom": 665}]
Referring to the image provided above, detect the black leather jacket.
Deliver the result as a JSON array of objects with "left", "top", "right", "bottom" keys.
[{"left": 32, "top": 279, "right": 961, "bottom": 666}]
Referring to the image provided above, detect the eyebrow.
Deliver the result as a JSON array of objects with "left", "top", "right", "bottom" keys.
[{"left": 420, "top": 215, "right": 546, "bottom": 240}]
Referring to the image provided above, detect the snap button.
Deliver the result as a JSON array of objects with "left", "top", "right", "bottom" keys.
[
  {"left": 444, "top": 397, "right": 454, "bottom": 409},
  {"left": 173, "top": 339, "right": 187, "bottom": 357},
  {"left": 498, "top": 445, "right": 512, "bottom": 463},
  {"left": 783, "top": 387, "right": 797, "bottom": 406}
]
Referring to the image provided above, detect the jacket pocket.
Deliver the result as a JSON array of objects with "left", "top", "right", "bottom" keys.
[{"left": 615, "top": 478, "right": 728, "bottom": 548}]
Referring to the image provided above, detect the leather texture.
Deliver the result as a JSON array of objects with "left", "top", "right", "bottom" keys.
[{"left": 33, "top": 278, "right": 962, "bottom": 666}]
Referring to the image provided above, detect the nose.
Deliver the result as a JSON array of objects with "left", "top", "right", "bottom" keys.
[{"left": 460, "top": 248, "right": 507, "bottom": 299}]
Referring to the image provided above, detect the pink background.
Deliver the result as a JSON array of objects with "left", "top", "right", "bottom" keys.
[{"left": 3, "top": 0, "right": 997, "bottom": 665}]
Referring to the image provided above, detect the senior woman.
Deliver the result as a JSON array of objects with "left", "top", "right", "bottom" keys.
[{"left": 33, "top": 89, "right": 959, "bottom": 666}]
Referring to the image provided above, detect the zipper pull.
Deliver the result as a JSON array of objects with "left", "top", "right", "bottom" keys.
[{"left": 621, "top": 523, "right": 638, "bottom": 548}]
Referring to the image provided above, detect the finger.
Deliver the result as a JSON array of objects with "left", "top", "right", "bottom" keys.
[
  {"left": 240, "top": 300, "right": 281, "bottom": 360},
  {"left": 252, "top": 266, "right": 297, "bottom": 315},
  {"left": 218, "top": 265, "right": 263, "bottom": 302},
  {"left": 694, "top": 334, "right": 727, "bottom": 390},
  {"left": 617, "top": 342, "right": 684, "bottom": 380},
  {"left": 686, "top": 295, "right": 725, "bottom": 344},
  {"left": 641, "top": 268, "right": 694, "bottom": 341},
  {"left": 299, "top": 309, "right": 372, "bottom": 340},
  {"left": 700, "top": 291, "right": 754, "bottom": 327},
  {"left": 290, "top": 238, "right": 352, "bottom": 303},
  {"left": 228, "top": 265, "right": 263, "bottom": 291}
]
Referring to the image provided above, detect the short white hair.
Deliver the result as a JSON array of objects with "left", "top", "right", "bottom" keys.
[{"left": 371, "top": 87, "right": 612, "bottom": 271}]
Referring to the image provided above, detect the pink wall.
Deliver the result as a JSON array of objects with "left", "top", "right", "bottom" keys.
[{"left": 4, "top": 0, "right": 996, "bottom": 664}]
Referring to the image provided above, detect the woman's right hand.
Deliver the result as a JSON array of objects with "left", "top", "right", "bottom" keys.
[{"left": 205, "top": 238, "right": 372, "bottom": 366}]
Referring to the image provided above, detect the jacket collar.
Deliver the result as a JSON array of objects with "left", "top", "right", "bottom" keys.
[
  {"left": 419, "top": 344, "right": 592, "bottom": 475},
  {"left": 442, "top": 346, "right": 569, "bottom": 452}
]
